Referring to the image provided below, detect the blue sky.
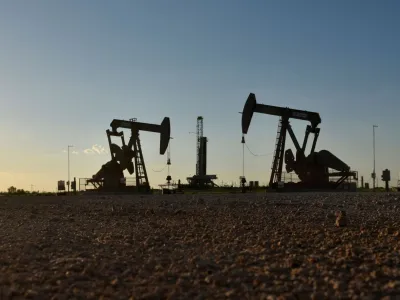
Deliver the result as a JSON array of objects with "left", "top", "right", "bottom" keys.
[{"left": 0, "top": 0, "right": 399, "bottom": 191}]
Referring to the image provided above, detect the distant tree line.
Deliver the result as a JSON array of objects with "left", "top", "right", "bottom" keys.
[
  {"left": 1, "top": 186, "right": 56, "bottom": 196},
  {"left": 7, "top": 186, "right": 26, "bottom": 194}
]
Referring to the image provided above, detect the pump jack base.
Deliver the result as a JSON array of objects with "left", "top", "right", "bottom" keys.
[
  {"left": 82, "top": 186, "right": 152, "bottom": 195},
  {"left": 268, "top": 181, "right": 357, "bottom": 193},
  {"left": 162, "top": 188, "right": 184, "bottom": 195}
]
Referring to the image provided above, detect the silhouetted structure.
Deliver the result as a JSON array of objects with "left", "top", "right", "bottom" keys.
[
  {"left": 86, "top": 117, "right": 170, "bottom": 193},
  {"left": 242, "top": 93, "right": 357, "bottom": 191},
  {"left": 187, "top": 116, "right": 218, "bottom": 188},
  {"left": 381, "top": 169, "right": 391, "bottom": 192}
]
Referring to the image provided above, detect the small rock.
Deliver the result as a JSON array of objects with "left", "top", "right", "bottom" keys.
[
  {"left": 335, "top": 210, "right": 347, "bottom": 227},
  {"left": 24, "top": 289, "right": 38, "bottom": 298},
  {"left": 174, "top": 209, "right": 184, "bottom": 215}
]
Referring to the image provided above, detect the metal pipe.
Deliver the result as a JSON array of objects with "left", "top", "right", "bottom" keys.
[
  {"left": 373, "top": 125, "right": 378, "bottom": 191},
  {"left": 241, "top": 136, "right": 245, "bottom": 177},
  {"left": 68, "top": 145, "right": 73, "bottom": 194}
]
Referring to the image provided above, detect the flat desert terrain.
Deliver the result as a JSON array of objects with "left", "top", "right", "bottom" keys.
[{"left": 1, "top": 192, "right": 400, "bottom": 299}]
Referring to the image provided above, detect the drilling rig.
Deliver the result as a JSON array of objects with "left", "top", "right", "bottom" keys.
[
  {"left": 86, "top": 117, "right": 170, "bottom": 193},
  {"left": 186, "top": 116, "right": 218, "bottom": 188},
  {"left": 242, "top": 93, "right": 357, "bottom": 191}
]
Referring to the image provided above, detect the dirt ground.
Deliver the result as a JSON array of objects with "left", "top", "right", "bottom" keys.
[{"left": 1, "top": 192, "right": 400, "bottom": 299}]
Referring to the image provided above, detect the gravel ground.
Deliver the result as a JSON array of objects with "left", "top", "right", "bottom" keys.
[{"left": 1, "top": 192, "right": 400, "bottom": 299}]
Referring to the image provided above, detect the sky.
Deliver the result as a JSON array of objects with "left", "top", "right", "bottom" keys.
[{"left": 1, "top": 0, "right": 399, "bottom": 191}]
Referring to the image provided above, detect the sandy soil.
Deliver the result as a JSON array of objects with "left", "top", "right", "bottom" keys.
[{"left": 1, "top": 192, "right": 400, "bottom": 299}]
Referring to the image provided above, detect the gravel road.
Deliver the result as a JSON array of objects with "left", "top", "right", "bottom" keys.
[{"left": 1, "top": 192, "right": 400, "bottom": 299}]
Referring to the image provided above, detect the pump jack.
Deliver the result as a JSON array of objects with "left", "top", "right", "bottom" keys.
[
  {"left": 242, "top": 93, "right": 357, "bottom": 191},
  {"left": 88, "top": 117, "right": 170, "bottom": 193}
]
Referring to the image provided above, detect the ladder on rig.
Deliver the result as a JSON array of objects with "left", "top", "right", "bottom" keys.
[
  {"left": 269, "top": 117, "right": 287, "bottom": 186},
  {"left": 133, "top": 132, "right": 150, "bottom": 191}
]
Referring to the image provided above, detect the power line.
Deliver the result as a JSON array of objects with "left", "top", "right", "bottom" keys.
[
  {"left": 152, "top": 164, "right": 168, "bottom": 172},
  {"left": 244, "top": 142, "right": 273, "bottom": 157}
]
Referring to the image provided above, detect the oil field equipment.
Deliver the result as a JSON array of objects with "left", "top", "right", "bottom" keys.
[
  {"left": 86, "top": 117, "right": 170, "bottom": 193},
  {"left": 187, "top": 116, "right": 218, "bottom": 188},
  {"left": 241, "top": 93, "right": 357, "bottom": 191},
  {"left": 157, "top": 137, "right": 184, "bottom": 194},
  {"left": 57, "top": 180, "right": 66, "bottom": 196},
  {"left": 381, "top": 169, "right": 391, "bottom": 192}
]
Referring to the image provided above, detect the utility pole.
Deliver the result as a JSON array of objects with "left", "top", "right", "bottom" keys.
[
  {"left": 239, "top": 111, "right": 245, "bottom": 178},
  {"left": 68, "top": 145, "right": 73, "bottom": 194},
  {"left": 372, "top": 125, "right": 378, "bottom": 191}
]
